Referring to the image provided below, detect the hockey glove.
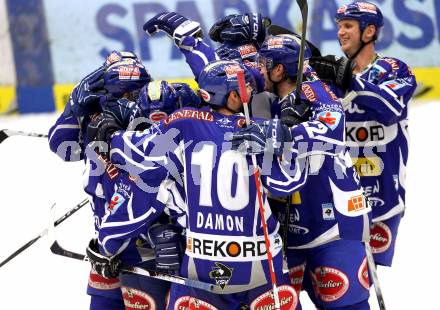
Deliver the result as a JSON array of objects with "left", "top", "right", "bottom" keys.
[
  {"left": 101, "top": 98, "right": 142, "bottom": 130},
  {"left": 231, "top": 119, "right": 292, "bottom": 156},
  {"left": 86, "top": 113, "right": 122, "bottom": 154},
  {"left": 64, "top": 67, "right": 106, "bottom": 118},
  {"left": 309, "top": 55, "right": 354, "bottom": 90},
  {"left": 209, "top": 13, "right": 270, "bottom": 46},
  {"left": 143, "top": 12, "right": 203, "bottom": 48},
  {"left": 147, "top": 223, "right": 184, "bottom": 275},
  {"left": 280, "top": 94, "right": 312, "bottom": 127},
  {"left": 86, "top": 238, "right": 121, "bottom": 279}
]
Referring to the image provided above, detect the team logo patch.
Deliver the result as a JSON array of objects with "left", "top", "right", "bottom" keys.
[
  {"left": 357, "top": 257, "right": 370, "bottom": 290},
  {"left": 174, "top": 296, "right": 218, "bottom": 310},
  {"left": 317, "top": 111, "right": 342, "bottom": 130},
  {"left": 149, "top": 111, "right": 168, "bottom": 122},
  {"left": 108, "top": 193, "right": 125, "bottom": 214},
  {"left": 122, "top": 287, "right": 155, "bottom": 310},
  {"left": 250, "top": 285, "right": 298, "bottom": 310},
  {"left": 311, "top": 266, "right": 349, "bottom": 302},
  {"left": 370, "top": 222, "right": 392, "bottom": 253},
  {"left": 209, "top": 262, "right": 233, "bottom": 289},
  {"left": 88, "top": 270, "right": 120, "bottom": 290},
  {"left": 322, "top": 203, "right": 335, "bottom": 220},
  {"left": 267, "top": 36, "right": 284, "bottom": 49},
  {"left": 289, "top": 264, "right": 305, "bottom": 294}
]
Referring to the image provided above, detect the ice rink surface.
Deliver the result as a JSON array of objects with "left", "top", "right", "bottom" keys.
[{"left": 0, "top": 100, "right": 439, "bottom": 309}]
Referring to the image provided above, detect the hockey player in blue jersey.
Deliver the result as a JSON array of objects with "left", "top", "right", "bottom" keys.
[
  {"left": 93, "top": 59, "right": 307, "bottom": 309},
  {"left": 85, "top": 79, "right": 197, "bottom": 309},
  {"left": 309, "top": 1, "right": 417, "bottom": 268},
  {"left": 49, "top": 51, "right": 151, "bottom": 310},
  {"left": 231, "top": 34, "right": 373, "bottom": 309},
  {"left": 49, "top": 52, "right": 196, "bottom": 309}
]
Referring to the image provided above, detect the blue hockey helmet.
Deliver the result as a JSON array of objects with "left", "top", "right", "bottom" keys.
[
  {"left": 216, "top": 42, "right": 258, "bottom": 63},
  {"left": 197, "top": 60, "right": 255, "bottom": 107},
  {"left": 137, "top": 80, "right": 181, "bottom": 122},
  {"left": 258, "top": 34, "right": 311, "bottom": 79},
  {"left": 335, "top": 1, "right": 384, "bottom": 39},
  {"left": 103, "top": 57, "right": 152, "bottom": 98}
]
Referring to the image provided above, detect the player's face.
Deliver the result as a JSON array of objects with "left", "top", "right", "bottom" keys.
[
  {"left": 337, "top": 19, "right": 362, "bottom": 57},
  {"left": 257, "top": 56, "right": 274, "bottom": 92}
]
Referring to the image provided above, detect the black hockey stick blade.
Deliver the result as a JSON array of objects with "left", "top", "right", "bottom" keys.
[
  {"left": 0, "top": 129, "right": 48, "bottom": 144},
  {"left": 0, "top": 199, "right": 88, "bottom": 269},
  {"left": 267, "top": 24, "right": 321, "bottom": 57},
  {"left": 50, "top": 239, "right": 216, "bottom": 293}
]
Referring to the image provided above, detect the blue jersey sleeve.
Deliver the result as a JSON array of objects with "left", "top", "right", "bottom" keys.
[
  {"left": 48, "top": 113, "right": 84, "bottom": 161},
  {"left": 179, "top": 37, "right": 219, "bottom": 80},
  {"left": 348, "top": 57, "right": 417, "bottom": 125}
]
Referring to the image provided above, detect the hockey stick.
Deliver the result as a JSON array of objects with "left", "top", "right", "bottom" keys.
[
  {"left": 49, "top": 240, "right": 216, "bottom": 293},
  {"left": 365, "top": 243, "right": 387, "bottom": 310},
  {"left": 237, "top": 70, "right": 281, "bottom": 310},
  {"left": 0, "top": 198, "right": 89, "bottom": 269},
  {"left": 294, "top": 0, "right": 309, "bottom": 106},
  {"left": 0, "top": 129, "right": 48, "bottom": 144}
]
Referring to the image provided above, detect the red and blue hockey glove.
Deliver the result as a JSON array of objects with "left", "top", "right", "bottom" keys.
[
  {"left": 147, "top": 223, "right": 184, "bottom": 275},
  {"left": 231, "top": 118, "right": 292, "bottom": 156},
  {"left": 86, "top": 238, "right": 121, "bottom": 279},
  {"left": 209, "top": 13, "right": 271, "bottom": 47},
  {"left": 143, "top": 12, "right": 203, "bottom": 48},
  {"left": 309, "top": 55, "right": 354, "bottom": 90}
]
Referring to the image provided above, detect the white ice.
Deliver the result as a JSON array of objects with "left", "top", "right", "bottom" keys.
[{"left": 0, "top": 100, "right": 438, "bottom": 309}]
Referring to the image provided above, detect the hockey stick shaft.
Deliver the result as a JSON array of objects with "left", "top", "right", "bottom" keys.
[
  {"left": 237, "top": 70, "right": 281, "bottom": 310},
  {"left": 49, "top": 240, "right": 215, "bottom": 292},
  {"left": 365, "top": 243, "right": 387, "bottom": 310},
  {"left": 0, "top": 129, "right": 48, "bottom": 144},
  {"left": 294, "top": 0, "right": 309, "bottom": 105},
  {"left": 0, "top": 198, "right": 89, "bottom": 269}
]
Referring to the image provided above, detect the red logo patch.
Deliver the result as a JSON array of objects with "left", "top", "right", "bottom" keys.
[
  {"left": 357, "top": 257, "right": 370, "bottom": 290},
  {"left": 122, "top": 287, "right": 155, "bottom": 310},
  {"left": 174, "top": 296, "right": 218, "bottom": 310},
  {"left": 236, "top": 118, "right": 247, "bottom": 128},
  {"left": 149, "top": 111, "right": 168, "bottom": 122},
  {"left": 370, "top": 222, "right": 392, "bottom": 253},
  {"left": 118, "top": 65, "right": 141, "bottom": 80},
  {"left": 164, "top": 109, "right": 214, "bottom": 126},
  {"left": 250, "top": 285, "right": 298, "bottom": 310},
  {"left": 311, "top": 266, "right": 349, "bottom": 302},
  {"left": 289, "top": 264, "right": 305, "bottom": 295},
  {"left": 319, "top": 112, "right": 337, "bottom": 125},
  {"left": 88, "top": 270, "right": 120, "bottom": 290}
]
